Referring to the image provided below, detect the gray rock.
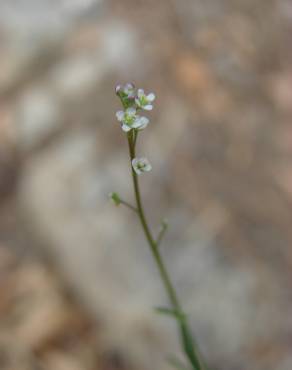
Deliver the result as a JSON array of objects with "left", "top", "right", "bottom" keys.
[{"left": 15, "top": 86, "right": 61, "bottom": 149}]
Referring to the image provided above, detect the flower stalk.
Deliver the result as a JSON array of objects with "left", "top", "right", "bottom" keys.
[
  {"left": 156, "top": 219, "right": 168, "bottom": 247},
  {"left": 112, "top": 83, "right": 207, "bottom": 370}
]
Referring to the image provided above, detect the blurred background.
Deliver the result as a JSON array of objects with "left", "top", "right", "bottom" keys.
[{"left": 0, "top": 0, "right": 292, "bottom": 369}]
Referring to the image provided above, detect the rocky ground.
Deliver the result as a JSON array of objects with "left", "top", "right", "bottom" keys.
[{"left": 0, "top": 1, "right": 292, "bottom": 370}]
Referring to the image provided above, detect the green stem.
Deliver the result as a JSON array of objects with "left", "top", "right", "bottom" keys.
[
  {"left": 127, "top": 133, "right": 205, "bottom": 370},
  {"left": 119, "top": 200, "right": 138, "bottom": 213},
  {"left": 127, "top": 134, "right": 180, "bottom": 309}
]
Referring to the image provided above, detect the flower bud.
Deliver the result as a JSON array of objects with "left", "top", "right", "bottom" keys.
[{"left": 109, "top": 192, "right": 121, "bottom": 206}]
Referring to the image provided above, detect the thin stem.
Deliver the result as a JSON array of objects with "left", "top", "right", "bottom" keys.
[
  {"left": 127, "top": 134, "right": 181, "bottom": 310},
  {"left": 133, "top": 129, "right": 138, "bottom": 147},
  {"left": 119, "top": 200, "right": 138, "bottom": 213},
  {"left": 156, "top": 221, "right": 168, "bottom": 247},
  {"left": 127, "top": 133, "right": 205, "bottom": 370}
]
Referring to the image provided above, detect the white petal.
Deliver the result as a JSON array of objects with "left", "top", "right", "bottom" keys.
[
  {"left": 132, "top": 121, "right": 139, "bottom": 129},
  {"left": 143, "top": 104, "right": 153, "bottom": 111},
  {"left": 132, "top": 158, "right": 138, "bottom": 166},
  {"left": 115, "top": 84, "right": 122, "bottom": 93},
  {"left": 147, "top": 93, "right": 155, "bottom": 101},
  {"left": 134, "top": 168, "right": 142, "bottom": 175},
  {"left": 140, "top": 117, "right": 149, "bottom": 126},
  {"left": 121, "top": 123, "right": 131, "bottom": 132},
  {"left": 139, "top": 157, "right": 148, "bottom": 164},
  {"left": 133, "top": 116, "right": 149, "bottom": 129},
  {"left": 144, "top": 163, "right": 152, "bottom": 171},
  {"left": 138, "top": 121, "right": 149, "bottom": 130},
  {"left": 126, "top": 107, "right": 136, "bottom": 116},
  {"left": 125, "top": 83, "right": 134, "bottom": 90},
  {"left": 132, "top": 159, "right": 141, "bottom": 174},
  {"left": 137, "top": 89, "right": 144, "bottom": 98},
  {"left": 116, "top": 110, "right": 125, "bottom": 121},
  {"left": 142, "top": 117, "right": 149, "bottom": 124},
  {"left": 132, "top": 117, "right": 141, "bottom": 128}
]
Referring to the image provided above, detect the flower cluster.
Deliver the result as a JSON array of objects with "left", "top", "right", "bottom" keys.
[
  {"left": 115, "top": 83, "right": 155, "bottom": 132},
  {"left": 115, "top": 83, "right": 155, "bottom": 175}
]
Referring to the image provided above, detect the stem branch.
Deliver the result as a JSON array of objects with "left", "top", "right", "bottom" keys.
[
  {"left": 120, "top": 200, "right": 138, "bottom": 213},
  {"left": 156, "top": 221, "right": 168, "bottom": 247}
]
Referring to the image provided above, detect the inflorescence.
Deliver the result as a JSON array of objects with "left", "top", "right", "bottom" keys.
[{"left": 115, "top": 83, "right": 155, "bottom": 175}]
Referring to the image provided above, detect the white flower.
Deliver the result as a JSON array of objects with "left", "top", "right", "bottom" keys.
[
  {"left": 132, "top": 157, "right": 152, "bottom": 175},
  {"left": 116, "top": 107, "right": 149, "bottom": 132},
  {"left": 115, "top": 83, "right": 135, "bottom": 99},
  {"left": 132, "top": 116, "right": 149, "bottom": 130},
  {"left": 135, "top": 89, "right": 155, "bottom": 110}
]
